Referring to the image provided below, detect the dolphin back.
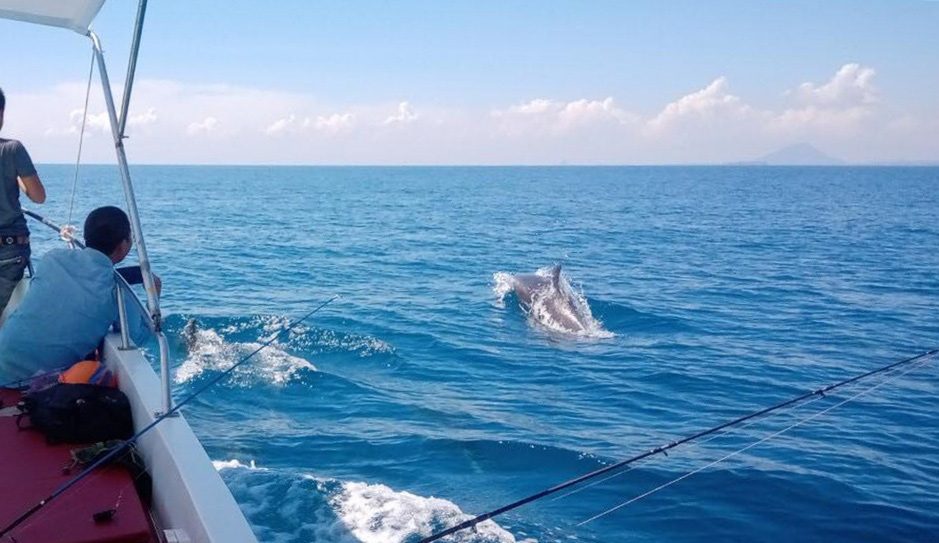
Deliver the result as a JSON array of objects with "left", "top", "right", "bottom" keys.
[{"left": 550, "top": 264, "right": 562, "bottom": 289}]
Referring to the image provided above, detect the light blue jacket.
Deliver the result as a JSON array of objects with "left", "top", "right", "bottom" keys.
[{"left": 0, "top": 248, "right": 150, "bottom": 383}]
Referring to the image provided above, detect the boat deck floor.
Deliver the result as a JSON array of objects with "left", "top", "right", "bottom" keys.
[{"left": 0, "top": 389, "right": 158, "bottom": 543}]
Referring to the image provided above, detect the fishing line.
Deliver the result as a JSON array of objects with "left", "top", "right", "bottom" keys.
[
  {"left": 416, "top": 348, "right": 938, "bottom": 543},
  {"left": 552, "top": 392, "right": 828, "bottom": 503},
  {"left": 0, "top": 294, "right": 340, "bottom": 538},
  {"left": 578, "top": 355, "right": 932, "bottom": 526},
  {"left": 67, "top": 49, "right": 97, "bottom": 226}
]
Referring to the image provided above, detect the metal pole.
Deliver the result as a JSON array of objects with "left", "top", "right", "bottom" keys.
[
  {"left": 118, "top": 0, "right": 148, "bottom": 137},
  {"left": 115, "top": 285, "right": 131, "bottom": 350},
  {"left": 157, "top": 333, "right": 172, "bottom": 415},
  {"left": 88, "top": 30, "right": 171, "bottom": 414},
  {"left": 88, "top": 31, "right": 160, "bottom": 326}
]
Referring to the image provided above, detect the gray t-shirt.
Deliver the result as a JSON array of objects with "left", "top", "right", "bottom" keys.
[{"left": 0, "top": 138, "right": 37, "bottom": 236}]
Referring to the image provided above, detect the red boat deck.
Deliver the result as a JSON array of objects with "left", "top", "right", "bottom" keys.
[{"left": 0, "top": 389, "right": 158, "bottom": 543}]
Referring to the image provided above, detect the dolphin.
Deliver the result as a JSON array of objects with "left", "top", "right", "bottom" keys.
[
  {"left": 510, "top": 264, "right": 592, "bottom": 334},
  {"left": 182, "top": 318, "right": 199, "bottom": 351}
]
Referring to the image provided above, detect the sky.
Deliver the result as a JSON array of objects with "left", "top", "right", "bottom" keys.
[{"left": 0, "top": 0, "right": 937, "bottom": 165}]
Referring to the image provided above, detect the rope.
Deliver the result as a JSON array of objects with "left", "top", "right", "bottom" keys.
[
  {"left": 577, "top": 355, "right": 931, "bottom": 525},
  {"left": 67, "top": 49, "right": 96, "bottom": 226},
  {"left": 416, "top": 348, "right": 938, "bottom": 543}
]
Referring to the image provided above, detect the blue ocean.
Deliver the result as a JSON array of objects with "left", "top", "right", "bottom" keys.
[{"left": 29, "top": 165, "right": 939, "bottom": 542}]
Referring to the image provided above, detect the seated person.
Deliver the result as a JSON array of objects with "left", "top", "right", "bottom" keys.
[{"left": 0, "top": 206, "right": 160, "bottom": 384}]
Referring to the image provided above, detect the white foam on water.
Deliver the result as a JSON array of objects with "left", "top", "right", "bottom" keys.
[
  {"left": 217, "top": 315, "right": 394, "bottom": 359},
  {"left": 492, "top": 272, "right": 516, "bottom": 309},
  {"left": 324, "top": 479, "right": 533, "bottom": 543},
  {"left": 296, "top": 329, "right": 396, "bottom": 358},
  {"left": 213, "top": 458, "right": 265, "bottom": 471},
  {"left": 215, "top": 461, "right": 535, "bottom": 543},
  {"left": 175, "top": 326, "right": 316, "bottom": 386}
]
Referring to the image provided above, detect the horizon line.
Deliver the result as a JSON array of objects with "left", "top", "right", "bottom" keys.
[{"left": 34, "top": 162, "right": 939, "bottom": 168}]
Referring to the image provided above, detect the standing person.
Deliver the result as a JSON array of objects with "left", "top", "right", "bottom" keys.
[{"left": 0, "top": 87, "right": 46, "bottom": 316}]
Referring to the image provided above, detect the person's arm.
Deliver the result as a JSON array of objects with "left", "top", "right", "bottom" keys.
[
  {"left": 18, "top": 175, "right": 46, "bottom": 204},
  {"left": 14, "top": 142, "right": 45, "bottom": 204}
]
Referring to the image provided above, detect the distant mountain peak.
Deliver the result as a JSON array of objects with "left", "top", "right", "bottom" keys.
[{"left": 755, "top": 143, "right": 843, "bottom": 166}]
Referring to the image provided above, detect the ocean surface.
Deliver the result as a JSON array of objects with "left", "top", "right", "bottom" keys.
[{"left": 30, "top": 165, "right": 939, "bottom": 542}]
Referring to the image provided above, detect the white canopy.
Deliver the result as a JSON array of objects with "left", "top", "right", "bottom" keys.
[{"left": 0, "top": 0, "right": 106, "bottom": 33}]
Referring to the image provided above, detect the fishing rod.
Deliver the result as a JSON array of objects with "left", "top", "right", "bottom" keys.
[
  {"left": 22, "top": 209, "right": 67, "bottom": 239},
  {"left": 577, "top": 354, "right": 931, "bottom": 526},
  {"left": 0, "top": 294, "right": 340, "bottom": 538},
  {"left": 0, "top": 367, "right": 67, "bottom": 391},
  {"left": 417, "top": 347, "right": 938, "bottom": 543}
]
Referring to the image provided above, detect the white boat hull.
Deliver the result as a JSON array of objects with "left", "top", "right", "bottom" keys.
[{"left": 104, "top": 333, "right": 259, "bottom": 543}]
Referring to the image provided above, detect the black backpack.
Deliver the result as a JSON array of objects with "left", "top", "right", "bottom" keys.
[{"left": 17, "top": 383, "right": 134, "bottom": 444}]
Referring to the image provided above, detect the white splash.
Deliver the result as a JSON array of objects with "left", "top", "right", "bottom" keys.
[
  {"left": 492, "top": 272, "right": 516, "bottom": 309},
  {"left": 296, "top": 329, "right": 396, "bottom": 358},
  {"left": 493, "top": 267, "right": 614, "bottom": 339},
  {"left": 175, "top": 325, "right": 316, "bottom": 386},
  {"left": 213, "top": 458, "right": 265, "bottom": 471},
  {"left": 323, "top": 478, "right": 534, "bottom": 543},
  {"left": 216, "top": 464, "right": 535, "bottom": 543},
  {"left": 221, "top": 315, "right": 395, "bottom": 358}
]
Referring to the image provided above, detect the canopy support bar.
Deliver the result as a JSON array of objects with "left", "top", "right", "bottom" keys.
[
  {"left": 88, "top": 30, "right": 172, "bottom": 415},
  {"left": 118, "top": 0, "right": 148, "bottom": 137}
]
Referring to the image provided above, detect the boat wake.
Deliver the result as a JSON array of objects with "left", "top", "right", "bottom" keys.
[
  {"left": 493, "top": 267, "right": 613, "bottom": 339},
  {"left": 169, "top": 315, "right": 395, "bottom": 387},
  {"left": 175, "top": 324, "right": 315, "bottom": 386},
  {"left": 216, "top": 460, "right": 534, "bottom": 543},
  {"left": 175, "top": 319, "right": 316, "bottom": 386}
]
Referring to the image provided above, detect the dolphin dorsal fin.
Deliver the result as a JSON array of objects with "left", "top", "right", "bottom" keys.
[{"left": 551, "top": 264, "right": 562, "bottom": 288}]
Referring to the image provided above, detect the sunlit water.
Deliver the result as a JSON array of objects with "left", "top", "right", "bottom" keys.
[{"left": 28, "top": 165, "right": 939, "bottom": 542}]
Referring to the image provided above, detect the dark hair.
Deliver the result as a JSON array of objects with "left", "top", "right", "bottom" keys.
[
  {"left": 84, "top": 206, "right": 131, "bottom": 255},
  {"left": 0, "top": 87, "right": 5, "bottom": 111}
]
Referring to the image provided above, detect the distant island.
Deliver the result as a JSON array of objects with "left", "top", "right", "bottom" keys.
[{"left": 731, "top": 143, "right": 843, "bottom": 166}]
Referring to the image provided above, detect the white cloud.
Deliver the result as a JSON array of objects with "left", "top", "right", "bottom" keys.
[
  {"left": 264, "top": 114, "right": 297, "bottom": 135},
  {"left": 128, "top": 107, "right": 159, "bottom": 128},
  {"left": 187, "top": 116, "right": 218, "bottom": 135},
  {"left": 41, "top": 105, "right": 157, "bottom": 138},
  {"left": 266, "top": 111, "right": 355, "bottom": 135},
  {"left": 636, "top": 65, "right": 894, "bottom": 161},
  {"left": 493, "top": 96, "right": 635, "bottom": 137},
  {"left": 384, "top": 101, "right": 418, "bottom": 124},
  {"left": 558, "top": 97, "right": 633, "bottom": 127},
  {"left": 75, "top": 110, "right": 110, "bottom": 133},
  {"left": 312, "top": 112, "right": 355, "bottom": 132},
  {"left": 792, "top": 63, "right": 878, "bottom": 106},
  {"left": 646, "top": 77, "right": 754, "bottom": 133},
  {"left": 52, "top": 109, "right": 110, "bottom": 136},
  {"left": 770, "top": 104, "right": 872, "bottom": 133},
  {"left": 508, "top": 98, "right": 554, "bottom": 115},
  {"left": 7, "top": 66, "right": 937, "bottom": 165},
  {"left": 769, "top": 63, "right": 880, "bottom": 134}
]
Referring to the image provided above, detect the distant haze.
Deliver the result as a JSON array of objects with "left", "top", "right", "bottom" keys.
[{"left": 735, "top": 143, "right": 843, "bottom": 166}]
